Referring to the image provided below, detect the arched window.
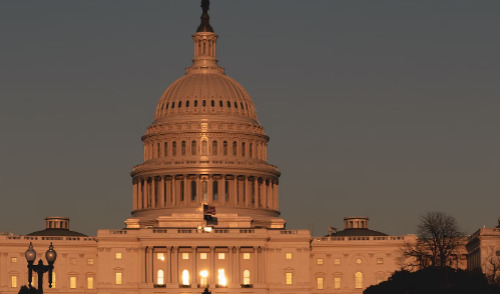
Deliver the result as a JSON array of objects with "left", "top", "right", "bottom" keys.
[
  {"left": 243, "top": 270, "right": 251, "bottom": 285},
  {"left": 186, "top": 100, "right": 190, "bottom": 107},
  {"left": 202, "top": 181, "right": 207, "bottom": 201},
  {"left": 172, "top": 141, "right": 177, "bottom": 156},
  {"left": 223, "top": 141, "right": 228, "bottom": 155},
  {"left": 171, "top": 101, "right": 175, "bottom": 108},
  {"left": 191, "top": 141, "right": 197, "bottom": 155},
  {"left": 181, "top": 270, "right": 190, "bottom": 286},
  {"left": 202, "top": 140, "right": 207, "bottom": 155},
  {"left": 211, "top": 100, "right": 215, "bottom": 107},
  {"left": 191, "top": 181, "right": 197, "bottom": 201},
  {"left": 355, "top": 272, "right": 363, "bottom": 289},
  {"left": 249, "top": 143, "right": 253, "bottom": 157},
  {"left": 164, "top": 142, "right": 168, "bottom": 157},
  {"left": 234, "top": 102, "right": 238, "bottom": 108},
  {"left": 202, "top": 100, "right": 206, "bottom": 107},
  {"left": 232, "top": 141, "right": 237, "bottom": 156},
  {"left": 213, "top": 181, "right": 219, "bottom": 201},
  {"left": 219, "top": 100, "right": 223, "bottom": 107},
  {"left": 227, "top": 101, "right": 231, "bottom": 108},
  {"left": 157, "top": 143, "right": 160, "bottom": 158},
  {"left": 212, "top": 141, "right": 218, "bottom": 155},
  {"left": 241, "top": 142, "right": 246, "bottom": 156},
  {"left": 181, "top": 141, "right": 186, "bottom": 155},
  {"left": 194, "top": 100, "right": 198, "bottom": 107},
  {"left": 157, "top": 270, "right": 164, "bottom": 285},
  {"left": 178, "top": 101, "right": 182, "bottom": 108}
]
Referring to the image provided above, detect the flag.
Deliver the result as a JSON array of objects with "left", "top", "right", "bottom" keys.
[{"left": 203, "top": 204, "right": 216, "bottom": 215}]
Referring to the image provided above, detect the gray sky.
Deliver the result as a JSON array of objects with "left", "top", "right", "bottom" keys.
[{"left": 1, "top": 1, "right": 499, "bottom": 236}]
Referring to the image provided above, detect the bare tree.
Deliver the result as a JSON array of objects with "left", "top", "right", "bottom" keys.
[
  {"left": 482, "top": 247, "right": 500, "bottom": 287},
  {"left": 400, "top": 211, "right": 465, "bottom": 270}
]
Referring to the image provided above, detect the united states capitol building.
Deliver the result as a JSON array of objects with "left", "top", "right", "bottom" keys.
[{"left": 0, "top": 3, "right": 497, "bottom": 294}]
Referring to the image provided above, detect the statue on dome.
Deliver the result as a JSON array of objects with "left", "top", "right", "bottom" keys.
[{"left": 201, "top": 0, "right": 209, "bottom": 14}]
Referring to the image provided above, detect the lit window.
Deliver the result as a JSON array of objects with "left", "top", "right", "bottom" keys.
[
  {"left": 199, "top": 270, "right": 208, "bottom": 286},
  {"left": 11, "top": 257, "right": 17, "bottom": 263},
  {"left": 218, "top": 269, "right": 227, "bottom": 286},
  {"left": 157, "top": 270, "right": 165, "bottom": 285},
  {"left": 377, "top": 258, "right": 383, "bottom": 264},
  {"left": 181, "top": 270, "right": 190, "bottom": 285},
  {"left": 334, "top": 258, "right": 341, "bottom": 265},
  {"left": 200, "top": 253, "right": 207, "bottom": 260},
  {"left": 243, "top": 253, "right": 250, "bottom": 260},
  {"left": 115, "top": 272, "right": 122, "bottom": 285},
  {"left": 87, "top": 258, "right": 94, "bottom": 265},
  {"left": 11, "top": 276, "right": 17, "bottom": 288},
  {"left": 285, "top": 272, "right": 293, "bottom": 285},
  {"left": 243, "top": 270, "right": 251, "bottom": 285},
  {"left": 115, "top": 253, "right": 122, "bottom": 260},
  {"left": 157, "top": 253, "right": 165, "bottom": 261},
  {"left": 356, "top": 258, "right": 362, "bottom": 264},
  {"left": 51, "top": 272, "right": 56, "bottom": 288},
  {"left": 70, "top": 258, "right": 77, "bottom": 265},
  {"left": 70, "top": 277, "right": 77, "bottom": 289},
  {"left": 87, "top": 277, "right": 94, "bottom": 289},
  {"left": 355, "top": 272, "right": 363, "bottom": 289},
  {"left": 317, "top": 258, "right": 324, "bottom": 265},
  {"left": 316, "top": 277, "right": 324, "bottom": 289},
  {"left": 218, "top": 253, "right": 226, "bottom": 260},
  {"left": 182, "top": 253, "right": 190, "bottom": 260},
  {"left": 334, "top": 277, "right": 341, "bottom": 289},
  {"left": 285, "top": 253, "right": 293, "bottom": 260}
]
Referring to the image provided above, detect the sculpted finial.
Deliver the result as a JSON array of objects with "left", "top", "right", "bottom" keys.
[
  {"left": 201, "top": 0, "right": 209, "bottom": 14},
  {"left": 197, "top": 0, "right": 214, "bottom": 32}
]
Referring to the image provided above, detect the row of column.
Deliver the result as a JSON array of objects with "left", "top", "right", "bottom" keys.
[
  {"left": 143, "top": 246, "right": 265, "bottom": 286},
  {"left": 133, "top": 175, "right": 279, "bottom": 211},
  {"left": 143, "top": 139, "right": 268, "bottom": 162}
]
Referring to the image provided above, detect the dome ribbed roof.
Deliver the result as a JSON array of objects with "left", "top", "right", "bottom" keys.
[{"left": 154, "top": 73, "right": 258, "bottom": 121}]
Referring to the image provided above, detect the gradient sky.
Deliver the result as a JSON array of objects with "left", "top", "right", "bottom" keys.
[{"left": 1, "top": 1, "right": 499, "bottom": 237}]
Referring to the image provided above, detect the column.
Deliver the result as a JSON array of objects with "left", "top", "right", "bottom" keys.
[
  {"left": 142, "top": 180, "right": 148, "bottom": 209},
  {"left": 210, "top": 247, "right": 216, "bottom": 285},
  {"left": 159, "top": 176, "right": 165, "bottom": 207},
  {"left": 151, "top": 178, "right": 156, "bottom": 208},
  {"left": 244, "top": 177, "right": 250, "bottom": 207},
  {"left": 141, "top": 246, "right": 146, "bottom": 283},
  {"left": 274, "top": 181, "right": 279, "bottom": 210},
  {"left": 207, "top": 177, "right": 213, "bottom": 202},
  {"left": 171, "top": 177, "right": 176, "bottom": 206},
  {"left": 254, "top": 247, "right": 259, "bottom": 283},
  {"left": 232, "top": 177, "right": 238, "bottom": 206},
  {"left": 133, "top": 179, "right": 138, "bottom": 210},
  {"left": 193, "top": 247, "right": 198, "bottom": 286},
  {"left": 220, "top": 177, "right": 226, "bottom": 204}
]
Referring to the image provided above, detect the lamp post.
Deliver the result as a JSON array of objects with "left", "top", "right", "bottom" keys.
[{"left": 25, "top": 242, "right": 57, "bottom": 294}]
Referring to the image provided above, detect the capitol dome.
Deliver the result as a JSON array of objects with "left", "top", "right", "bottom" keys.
[{"left": 128, "top": 5, "right": 283, "bottom": 229}]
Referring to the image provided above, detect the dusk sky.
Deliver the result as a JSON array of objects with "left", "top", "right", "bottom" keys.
[{"left": 1, "top": 1, "right": 499, "bottom": 237}]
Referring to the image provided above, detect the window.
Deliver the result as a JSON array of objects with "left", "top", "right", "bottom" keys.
[
  {"left": 334, "top": 277, "right": 341, "bottom": 289},
  {"left": 180, "top": 180, "right": 185, "bottom": 201},
  {"left": 316, "top": 277, "right": 324, "bottom": 289},
  {"left": 191, "top": 180, "right": 197, "bottom": 201},
  {"left": 70, "top": 258, "right": 77, "bottom": 265},
  {"left": 202, "top": 181, "right": 207, "bottom": 201},
  {"left": 200, "top": 253, "right": 207, "bottom": 260},
  {"left": 164, "top": 142, "right": 168, "bottom": 157},
  {"left": 115, "top": 253, "right": 122, "bottom": 260},
  {"left": 213, "top": 181, "right": 219, "bottom": 201},
  {"left": 223, "top": 141, "right": 228, "bottom": 155},
  {"left": 241, "top": 142, "right": 246, "bottom": 156},
  {"left": 157, "top": 253, "right": 165, "bottom": 261},
  {"left": 377, "top": 258, "right": 383, "bottom": 264},
  {"left": 212, "top": 140, "right": 217, "bottom": 155},
  {"left": 202, "top": 100, "right": 206, "bottom": 107},
  {"left": 356, "top": 258, "right": 362, "bottom": 264},
  {"left": 285, "top": 272, "right": 293, "bottom": 285},
  {"left": 334, "top": 258, "right": 341, "bottom": 265},
  {"left": 211, "top": 100, "right": 215, "bottom": 107},
  {"left": 243, "top": 253, "right": 251, "bottom": 260},
  {"left": 181, "top": 141, "right": 186, "bottom": 155},
  {"left": 355, "top": 272, "right": 363, "bottom": 289},
  {"left": 115, "top": 272, "right": 123, "bottom": 285},
  {"left": 11, "top": 257, "right": 17, "bottom": 263},
  {"left": 70, "top": 277, "right": 77, "bottom": 289},
  {"left": 178, "top": 101, "right": 182, "bottom": 108},
  {"left": 218, "top": 253, "right": 225, "bottom": 260},
  {"left": 87, "top": 258, "right": 94, "bottom": 265},
  {"left": 182, "top": 253, "right": 190, "bottom": 260},
  {"left": 11, "top": 275, "right": 17, "bottom": 288},
  {"left": 219, "top": 100, "right": 223, "bottom": 107},
  {"left": 199, "top": 270, "right": 208, "bottom": 286},
  {"left": 157, "top": 270, "right": 165, "bottom": 285},
  {"left": 317, "top": 258, "right": 324, "bottom": 265},
  {"left": 172, "top": 141, "right": 177, "bottom": 156},
  {"left": 249, "top": 143, "right": 253, "bottom": 157},
  {"left": 232, "top": 141, "right": 237, "bottom": 155},
  {"left": 285, "top": 253, "right": 293, "bottom": 260},
  {"left": 243, "top": 270, "right": 251, "bottom": 285},
  {"left": 87, "top": 277, "right": 94, "bottom": 289},
  {"left": 182, "top": 269, "right": 190, "bottom": 285},
  {"left": 202, "top": 140, "right": 207, "bottom": 155},
  {"left": 51, "top": 272, "right": 56, "bottom": 288},
  {"left": 218, "top": 269, "right": 227, "bottom": 286},
  {"left": 186, "top": 100, "right": 190, "bottom": 107},
  {"left": 191, "top": 140, "right": 197, "bottom": 155}
]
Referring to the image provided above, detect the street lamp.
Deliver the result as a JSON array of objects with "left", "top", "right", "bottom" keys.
[{"left": 25, "top": 242, "right": 57, "bottom": 294}]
